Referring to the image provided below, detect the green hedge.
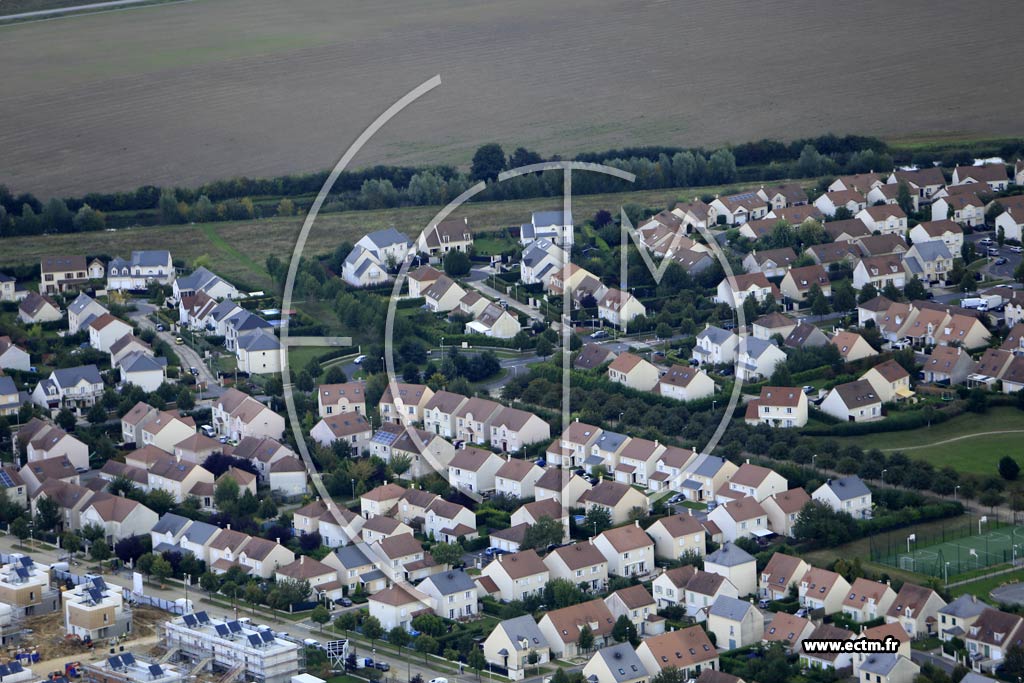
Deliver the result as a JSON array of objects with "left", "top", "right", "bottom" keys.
[{"left": 804, "top": 403, "right": 963, "bottom": 436}]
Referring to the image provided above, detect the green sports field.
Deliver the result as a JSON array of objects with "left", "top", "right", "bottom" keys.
[{"left": 872, "top": 519, "right": 1024, "bottom": 579}]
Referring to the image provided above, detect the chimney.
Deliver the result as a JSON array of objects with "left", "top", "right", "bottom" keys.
[
  {"left": 745, "top": 458, "right": 750, "bottom": 464},
  {"left": 300, "top": 556, "right": 305, "bottom": 565},
  {"left": 276, "top": 537, "right": 280, "bottom": 545},
  {"left": 497, "top": 554, "right": 503, "bottom": 564},
  {"left": 634, "top": 520, "right": 640, "bottom": 528},
  {"left": 227, "top": 523, "right": 231, "bottom": 530}
]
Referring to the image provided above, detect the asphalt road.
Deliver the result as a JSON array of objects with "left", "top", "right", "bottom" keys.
[
  {"left": 965, "top": 231, "right": 1022, "bottom": 281},
  {"left": 129, "top": 301, "right": 225, "bottom": 398}
]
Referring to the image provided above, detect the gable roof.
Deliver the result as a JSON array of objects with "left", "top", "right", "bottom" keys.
[
  {"left": 640, "top": 626, "right": 716, "bottom": 668},
  {"left": 820, "top": 475, "right": 871, "bottom": 501},
  {"left": 598, "top": 523, "right": 653, "bottom": 553},
  {"left": 542, "top": 598, "right": 615, "bottom": 643},
  {"left": 491, "top": 549, "right": 547, "bottom": 579},
  {"left": 705, "top": 542, "right": 755, "bottom": 567},
  {"left": 548, "top": 541, "right": 606, "bottom": 570}
]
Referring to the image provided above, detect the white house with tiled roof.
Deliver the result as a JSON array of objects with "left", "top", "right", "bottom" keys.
[
  {"left": 645, "top": 514, "right": 705, "bottom": 561},
  {"left": 762, "top": 487, "right": 810, "bottom": 537},
  {"left": 593, "top": 522, "right": 654, "bottom": 578},
  {"left": 707, "top": 496, "right": 769, "bottom": 542},
  {"left": 799, "top": 567, "right": 851, "bottom": 615},
  {"left": 607, "top": 352, "right": 659, "bottom": 391},
  {"left": 316, "top": 381, "right": 366, "bottom": 418}
]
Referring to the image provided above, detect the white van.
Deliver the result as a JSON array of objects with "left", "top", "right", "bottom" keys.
[{"left": 201, "top": 425, "right": 216, "bottom": 437}]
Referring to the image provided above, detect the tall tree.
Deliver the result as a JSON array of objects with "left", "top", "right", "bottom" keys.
[{"left": 470, "top": 143, "right": 507, "bottom": 182}]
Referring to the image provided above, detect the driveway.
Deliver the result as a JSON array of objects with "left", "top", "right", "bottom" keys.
[{"left": 129, "top": 301, "right": 225, "bottom": 398}]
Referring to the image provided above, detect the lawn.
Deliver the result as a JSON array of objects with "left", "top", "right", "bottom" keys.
[
  {"left": 828, "top": 406, "right": 1024, "bottom": 474},
  {"left": 950, "top": 569, "right": 1024, "bottom": 598}
]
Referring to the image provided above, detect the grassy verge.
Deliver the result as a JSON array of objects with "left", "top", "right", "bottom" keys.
[{"left": 949, "top": 569, "right": 1024, "bottom": 598}]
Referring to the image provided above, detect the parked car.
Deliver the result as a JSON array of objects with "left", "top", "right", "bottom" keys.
[
  {"left": 354, "top": 354, "right": 366, "bottom": 364},
  {"left": 979, "top": 237, "right": 993, "bottom": 246},
  {"left": 155, "top": 324, "right": 164, "bottom": 331},
  {"left": 1009, "top": 246, "right": 1024, "bottom": 254},
  {"left": 590, "top": 329, "right": 610, "bottom": 339},
  {"left": 995, "top": 257, "right": 1008, "bottom": 265},
  {"left": 175, "top": 337, "right": 184, "bottom": 345},
  {"left": 429, "top": 677, "right": 449, "bottom": 683},
  {"left": 988, "top": 247, "right": 1001, "bottom": 256},
  {"left": 338, "top": 597, "right": 353, "bottom": 607},
  {"left": 190, "top": 366, "right": 199, "bottom": 376},
  {"left": 375, "top": 663, "right": 390, "bottom": 672}
]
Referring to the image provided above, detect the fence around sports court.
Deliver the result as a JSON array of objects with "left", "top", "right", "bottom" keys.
[{"left": 869, "top": 513, "right": 1024, "bottom": 579}]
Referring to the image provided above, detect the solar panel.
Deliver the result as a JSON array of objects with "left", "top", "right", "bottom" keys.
[
  {"left": 149, "top": 665, "right": 163, "bottom": 678},
  {"left": 108, "top": 657, "right": 122, "bottom": 670},
  {"left": 88, "top": 588, "right": 105, "bottom": 603},
  {"left": 92, "top": 576, "right": 106, "bottom": 590},
  {"left": 183, "top": 614, "right": 198, "bottom": 627},
  {"left": 227, "top": 621, "right": 242, "bottom": 633},
  {"left": 214, "top": 624, "right": 229, "bottom": 637},
  {"left": 8, "top": 663, "right": 22, "bottom": 674},
  {"left": 195, "top": 611, "right": 210, "bottom": 623},
  {"left": 247, "top": 634, "right": 261, "bottom": 647},
  {"left": 0, "top": 664, "right": 11, "bottom": 676},
  {"left": 15, "top": 567, "right": 29, "bottom": 579},
  {"left": 259, "top": 631, "right": 274, "bottom": 644},
  {"left": 0, "top": 470, "right": 14, "bottom": 486},
  {"left": 121, "top": 654, "right": 136, "bottom": 666}
]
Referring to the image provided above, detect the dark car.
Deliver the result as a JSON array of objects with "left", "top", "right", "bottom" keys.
[
  {"left": 996, "top": 257, "right": 1008, "bottom": 265},
  {"left": 590, "top": 329, "right": 610, "bottom": 339},
  {"left": 336, "top": 597, "right": 353, "bottom": 607},
  {"left": 375, "top": 663, "right": 390, "bottom": 672}
]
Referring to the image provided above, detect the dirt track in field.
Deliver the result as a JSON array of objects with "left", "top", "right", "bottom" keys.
[{"left": 1, "top": 0, "right": 1022, "bottom": 197}]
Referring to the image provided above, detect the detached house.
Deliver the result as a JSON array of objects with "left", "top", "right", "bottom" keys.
[
  {"left": 710, "top": 191, "right": 769, "bottom": 225},
  {"left": 593, "top": 522, "right": 655, "bottom": 578},
  {"left": 707, "top": 496, "right": 769, "bottom": 542},
  {"left": 763, "top": 612, "right": 814, "bottom": 653},
  {"left": 494, "top": 456, "right": 544, "bottom": 499},
  {"left": 417, "top": 217, "right": 473, "bottom": 256},
  {"left": 856, "top": 205, "right": 907, "bottom": 235},
  {"left": 862, "top": 359, "right": 912, "bottom": 403},
  {"left": 32, "top": 364, "right": 103, "bottom": 412},
  {"left": 903, "top": 241, "right": 953, "bottom": 286},
  {"left": 447, "top": 446, "right": 503, "bottom": 495},
  {"left": 964, "top": 608, "right": 1024, "bottom": 671},
  {"left": 423, "top": 276, "right": 466, "bottom": 313},
  {"left": 820, "top": 380, "right": 882, "bottom": 422},
  {"left": 759, "top": 552, "right": 810, "bottom": 602},
  {"left": 742, "top": 248, "right": 797, "bottom": 279},
  {"left": 635, "top": 626, "right": 718, "bottom": 679},
  {"left": 645, "top": 514, "right": 706, "bottom": 562},
  {"left": 952, "top": 163, "right": 1009, "bottom": 191},
  {"left": 852, "top": 255, "right": 907, "bottom": 291},
  {"left": 830, "top": 330, "right": 876, "bottom": 363},
  {"left": 813, "top": 476, "right": 872, "bottom": 519},
  {"left": 735, "top": 338, "right": 786, "bottom": 382},
  {"left": 67, "top": 293, "right": 108, "bottom": 333},
  {"left": 799, "top": 567, "right": 851, "bottom": 615},
  {"left": 923, "top": 346, "right": 973, "bottom": 385},
  {"left": 842, "top": 578, "right": 897, "bottom": 623},
  {"left": 466, "top": 303, "right": 520, "bottom": 339},
  {"left": 538, "top": 599, "right": 615, "bottom": 659},
  {"left": 520, "top": 210, "right": 573, "bottom": 247},
  {"left": 762, "top": 488, "right": 810, "bottom": 537},
  {"left": 814, "top": 190, "right": 866, "bottom": 217},
  {"left": 885, "top": 583, "right": 946, "bottom": 638},
  {"left": 379, "top": 381, "right": 433, "bottom": 425},
  {"left": 317, "top": 381, "right": 367, "bottom": 418},
  {"left": 40, "top": 256, "right": 89, "bottom": 295},
  {"left": 106, "top": 250, "right": 175, "bottom": 291},
  {"left": 598, "top": 289, "right": 647, "bottom": 328},
  {"left": 417, "top": 569, "right": 479, "bottom": 620},
  {"left": 721, "top": 463, "right": 787, "bottom": 503},
  {"left": 744, "top": 386, "right": 808, "bottom": 428},
  {"left": 213, "top": 388, "right": 285, "bottom": 442},
  {"left": 910, "top": 220, "right": 964, "bottom": 253},
  {"left": 888, "top": 168, "right": 946, "bottom": 204},
  {"left": 19, "top": 292, "right": 61, "bottom": 324},
  {"left": 480, "top": 549, "right": 549, "bottom": 602},
  {"left": 580, "top": 480, "right": 651, "bottom": 525},
  {"left": 656, "top": 365, "right": 714, "bottom": 402},
  {"left": 693, "top": 326, "right": 739, "bottom": 365},
  {"left": 779, "top": 265, "right": 830, "bottom": 304},
  {"left": 607, "top": 353, "right": 659, "bottom": 391},
  {"left": 707, "top": 596, "right": 763, "bottom": 651},
  {"left": 544, "top": 541, "right": 609, "bottom": 592},
  {"left": 704, "top": 543, "right": 757, "bottom": 596},
  {"left": 483, "top": 615, "right": 549, "bottom": 681},
  {"left": 488, "top": 406, "right": 550, "bottom": 452},
  {"left": 715, "top": 273, "right": 779, "bottom": 309}
]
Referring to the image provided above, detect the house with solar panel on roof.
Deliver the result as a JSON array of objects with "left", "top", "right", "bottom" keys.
[
  {"left": 82, "top": 652, "right": 185, "bottom": 683},
  {"left": 0, "top": 555, "right": 59, "bottom": 622},
  {"left": 164, "top": 611, "right": 301, "bottom": 683},
  {"left": 64, "top": 576, "right": 131, "bottom": 642}
]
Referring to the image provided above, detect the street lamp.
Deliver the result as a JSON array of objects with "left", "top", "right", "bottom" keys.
[
  {"left": 954, "top": 485, "right": 960, "bottom": 502},
  {"left": 351, "top": 478, "right": 356, "bottom": 502},
  {"left": 618, "top": 412, "right": 624, "bottom": 423},
  {"left": 711, "top": 400, "right": 717, "bottom": 412},
  {"left": 811, "top": 454, "right": 818, "bottom": 469},
  {"left": 881, "top": 468, "right": 888, "bottom": 483},
  {"left": 440, "top": 337, "right": 445, "bottom": 363},
  {"left": 184, "top": 573, "right": 191, "bottom": 611},
  {"left": 944, "top": 561, "right": 950, "bottom": 585}
]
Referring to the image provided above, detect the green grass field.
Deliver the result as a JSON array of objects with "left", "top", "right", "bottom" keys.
[{"left": 830, "top": 407, "right": 1024, "bottom": 474}]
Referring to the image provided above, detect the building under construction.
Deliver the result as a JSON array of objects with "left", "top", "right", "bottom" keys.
[
  {"left": 162, "top": 612, "right": 301, "bottom": 683},
  {"left": 82, "top": 652, "right": 186, "bottom": 683}
]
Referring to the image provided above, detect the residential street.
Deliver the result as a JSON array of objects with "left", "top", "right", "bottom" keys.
[{"left": 129, "top": 301, "right": 225, "bottom": 398}]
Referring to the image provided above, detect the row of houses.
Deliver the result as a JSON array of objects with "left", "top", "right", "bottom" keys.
[{"left": 38, "top": 251, "right": 175, "bottom": 296}]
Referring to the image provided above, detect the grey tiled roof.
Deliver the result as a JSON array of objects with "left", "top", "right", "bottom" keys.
[{"left": 709, "top": 595, "right": 755, "bottom": 621}]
